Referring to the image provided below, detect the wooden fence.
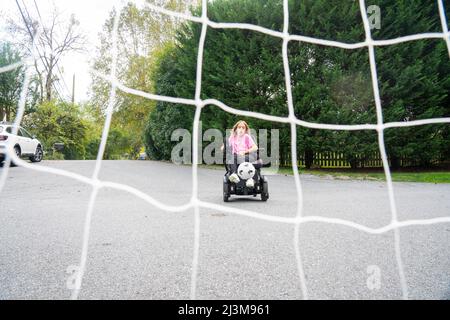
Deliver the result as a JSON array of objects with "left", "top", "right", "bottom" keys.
[{"left": 282, "top": 152, "right": 444, "bottom": 168}]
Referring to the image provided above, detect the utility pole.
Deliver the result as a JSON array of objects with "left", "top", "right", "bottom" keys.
[{"left": 72, "top": 73, "right": 75, "bottom": 104}]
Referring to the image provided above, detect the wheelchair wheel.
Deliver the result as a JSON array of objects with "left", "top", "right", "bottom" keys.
[
  {"left": 223, "top": 180, "right": 230, "bottom": 202},
  {"left": 261, "top": 179, "right": 269, "bottom": 201}
]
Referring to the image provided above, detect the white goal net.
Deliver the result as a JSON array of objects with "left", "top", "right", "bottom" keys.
[{"left": 0, "top": 0, "right": 449, "bottom": 300}]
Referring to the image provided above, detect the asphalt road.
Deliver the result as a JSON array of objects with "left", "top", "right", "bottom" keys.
[{"left": 0, "top": 160, "right": 449, "bottom": 300}]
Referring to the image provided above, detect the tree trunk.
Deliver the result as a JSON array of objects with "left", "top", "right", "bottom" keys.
[
  {"left": 46, "top": 70, "right": 52, "bottom": 101},
  {"left": 6, "top": 105, "right": 10, "bottom": 122},
  {"left": 46, "top": 57, "right": 54, "bottom": 101},
  {"left": 34, "top": 60, "right": 44, "bottom": 103}
]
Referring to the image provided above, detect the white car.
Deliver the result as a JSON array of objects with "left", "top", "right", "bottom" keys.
[{"left": 0, "top": 122, "right": 44, "bottom": 164}]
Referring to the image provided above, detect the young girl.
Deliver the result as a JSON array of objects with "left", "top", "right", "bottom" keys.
[{"left": 222, "top": 120, "right": 258, "bottom": 187}]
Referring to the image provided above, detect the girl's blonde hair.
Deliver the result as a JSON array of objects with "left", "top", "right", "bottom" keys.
[{"left": 231, "top": 120, "right": 249, "bottom": 136}]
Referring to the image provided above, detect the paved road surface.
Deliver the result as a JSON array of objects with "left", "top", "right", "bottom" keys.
[{"left": 0, "top": 160, "right": 449, "bottom": 299}]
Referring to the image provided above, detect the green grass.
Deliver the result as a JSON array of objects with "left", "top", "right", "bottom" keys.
[
  {"left": 276, "top": 167, "right": 450, "bottom": 183},
  {"left": 198, "top": 163, "right": 450, "bottom": 183}
]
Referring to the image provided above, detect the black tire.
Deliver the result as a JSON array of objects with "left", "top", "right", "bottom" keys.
[
  {"left": 30, "top": 146, "right": 43, "bottom": 163},
  {"left": 223, "top": 181, "right": 230, "bottom": 202},
  {"left": 11, "top": 146, "right": 21, "bottom": 167},
  {"left": 261, "top": 180, "right": 269, "bottom": 201}
]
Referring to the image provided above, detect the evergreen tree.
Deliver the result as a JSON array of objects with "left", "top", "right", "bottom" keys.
[{"left": 144, "top": 0, "right": 450, "bottom": 168}]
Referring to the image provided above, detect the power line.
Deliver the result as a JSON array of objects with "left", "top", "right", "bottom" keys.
[
  {"left": 33, "top": 0, "right": 73, "bottom": 102},
  {"left": 33, "top": 0, "right": 44, "bottom": 26},
  {"left": 15, "top": 0, "right": 53, "bottom": 101},
  {"left": 19, "top": 0, "right": 69, "bottom": 102},
  {"left": 16, "top": 0, "right": 49, "bottom": 72},
  {"left": 56, "top": 64, "right": 72, "bottom": 97},
  {"left": 20, "top": 0, "right": 48, "bottom": 68},
  {"left": 14, "top": 0, "right": 34, "bottom": 40},
  {"left": 53, "top": 81, "right": 66, "bottom": 101},
  {"left": 34, "top": 0, "right": 81, "bottom": 104}
]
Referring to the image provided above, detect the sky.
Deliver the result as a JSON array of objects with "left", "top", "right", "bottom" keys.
[{"left": 0, "top": 0, "right": 123, "bottom": 103}]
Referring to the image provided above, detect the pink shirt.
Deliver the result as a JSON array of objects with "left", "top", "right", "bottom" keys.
[{"left": 228, "top": 133, "right": 256, "bottom": 155}]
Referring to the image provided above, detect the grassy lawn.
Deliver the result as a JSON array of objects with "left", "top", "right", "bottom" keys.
[
  {"left": 275, "top": 167, "right": 450, "bottom": 184},
  {"left": 199, "top": 164, "right": 450, "bottom": 183}
]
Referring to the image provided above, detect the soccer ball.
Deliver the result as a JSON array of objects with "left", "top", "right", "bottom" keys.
[{"left": 237, "top": 162, "right": 256, "bottom": 180}]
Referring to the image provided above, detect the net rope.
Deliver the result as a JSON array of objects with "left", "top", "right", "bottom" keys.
[{"left": 0, "top": 0, "right": 449, "bottom": 300}]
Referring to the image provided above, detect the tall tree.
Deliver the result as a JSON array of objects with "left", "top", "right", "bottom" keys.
[
  {"left": 0, "top": 42, "right": 23, "bottom": 121},
  {"left": 370, "top": 0, "right": 450, "bottom": 168},
  {"left": 91, "top": 0, "right": 199, "bottom": 158},
  {"left": 23, "top": 100, "right": 88, "bottom": 159},
  {"left": 9, "top": 1, "right": 85, "bottom": 102},
  {"left": 144, "top": 0, "right": 449, "bottom": 168},
  {"left": 0, "top": 42, "right": 37, "bottom": 121}
]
